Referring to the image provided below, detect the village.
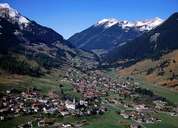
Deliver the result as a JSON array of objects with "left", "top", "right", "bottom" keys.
[
  {"left": 0, "top": 69, "right": 178, "bottom": 128},
  {"left": 0, "top": 86, "right": 105, "bottom": 128},
  {"left": 64, "top": 68, "right": 178, "bottom": 127}
]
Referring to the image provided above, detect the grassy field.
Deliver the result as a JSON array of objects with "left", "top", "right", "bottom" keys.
[
  {"left": 145, "top": 112, "right": 178, "bottom": 128},
  {"left": 133, "top": 76, "right": 178, "bottom": 105},
  {"left": 0, "top": 70, "right": 79, "bottom": 96},
  {"left": 84, "top": 112, "right": 130, "bottom": 128},
  {"left": 0, "top": 115, "right": 34, "bottom": 128}
]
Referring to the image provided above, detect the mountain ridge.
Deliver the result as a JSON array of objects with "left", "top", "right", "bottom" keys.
[
  {"left": 68, "top": 17, "right": 163, "bottom": 55},
  {"left": 105, "top": 12, "right": 178, "bottom": 63},
  {"left": 0, "top": 3, "right": 99, "bottom": 76}
]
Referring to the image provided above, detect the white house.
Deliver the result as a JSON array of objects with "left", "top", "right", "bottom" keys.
[{"left": 65, "top": 99, "right": 76, "bottom": 110}]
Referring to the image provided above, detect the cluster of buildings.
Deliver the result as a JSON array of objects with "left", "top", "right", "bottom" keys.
[
  {"left": 64, "top": 69, "right": 178, "bottom": 127},
  {"left": 0, "top": 87, "right": 106, "bottom": 127},
  {"left": 120, "top": 107, "right": 160, "bottom": 124},
  {"left": 1, "top": 68, "right": 178, "bottom": 128},
  {"left": 64, "top": 69, "right": 127, "bottom": 98}
]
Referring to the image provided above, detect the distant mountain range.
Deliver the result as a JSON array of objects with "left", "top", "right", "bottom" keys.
[
  {"left": 0, "top": 3, "right": 98, "bottom": 76},
  {"left": 68, "top": 17, "right": 163, "bottom": 55},
  {"left": 105, "top": 12, "right": 178, "bottom": 63}
]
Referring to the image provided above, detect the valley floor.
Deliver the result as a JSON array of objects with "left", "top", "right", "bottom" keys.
[{"left": 0, "top": 68, "right": 178, "bottom": 128}]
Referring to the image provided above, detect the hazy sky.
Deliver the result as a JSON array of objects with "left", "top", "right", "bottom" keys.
[{"left": 1, "top": 0, "right": 178, "bottom": 39}]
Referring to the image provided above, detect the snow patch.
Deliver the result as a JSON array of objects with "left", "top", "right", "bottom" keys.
[
  {"left": 0, "top": 3, "right": 11, "bottom": 9},
  {"left": 0, "top": 3, "right": 30, "bottom": 27},
  {"left": 118, "top": 42, "right": 127, "bottom": 47},
  {"left": 120, "top": 21, "right": 134, "bottom": 29},
  {"left": 96, "top": 18, "right": 118, "bottom": 28},
  {"left": 136, "top": 17, "right": 163, "bottom": 31},
  {"left": 14, "top": 30, "right": 21, "bottom": 36},
  {"left": 19, "top": 16, "right": 29, "bottom": 26},
  {"left": 150, "top": 33, "right": 160, "bottom": 42}
]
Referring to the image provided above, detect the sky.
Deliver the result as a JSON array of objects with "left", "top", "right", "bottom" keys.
[{"left": 1, "top": 0, "right": 178, "bottom": 39}]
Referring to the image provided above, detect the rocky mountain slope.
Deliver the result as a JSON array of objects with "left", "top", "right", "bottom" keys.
[
  {"left": 0, "top": 3, "right": 98, "bottom": 76},
  {"left": 68, "top": 17, "right": 163, "bottom": 55}
]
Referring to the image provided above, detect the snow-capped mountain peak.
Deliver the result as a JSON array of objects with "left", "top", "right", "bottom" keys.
[
  {"left": 0, "top": 3, "right": 11, "bottom": 9},
  {"left": 96, "top": 18, "right": 118, "bottom": 28},
  {"left": 95, "top": 17, "right": 164, "bottom": 31},
  {"left": 0, "top": 3, "right": 30, "bottom": 27},
  {"left": 135, "top": 17, "right": 164, "bottom": 31}
]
